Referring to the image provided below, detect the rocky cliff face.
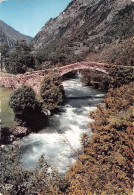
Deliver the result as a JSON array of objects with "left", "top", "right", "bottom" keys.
[
  {"left": 0, "top": 20, "right": 32, "bottom": 48},
  {"left": 32, "top": 0, "right": 134, "bottom": 65}
]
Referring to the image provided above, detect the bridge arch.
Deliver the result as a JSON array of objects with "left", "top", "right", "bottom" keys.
[
  {"left": 54, "top": 61, "right": 108, "bottom": 76},
  {"left": 0, "top": 61, "right": 108, "bottom": 93}
]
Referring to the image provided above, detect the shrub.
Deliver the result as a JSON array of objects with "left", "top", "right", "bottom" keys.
[
  {"left": 109, "top": 66, "right": 134, "bottom": 88},
  {"left": 81, "top": 69, "right": 110, "bottom": 90},
  {"left": 0, "top": 147, "right": 68, "bottom": 195},
  {"left": 9, "top": 86, "right": 46, "bottom": 131},
  {"left": 40, "top": 74, "right": 65, "bottom": 111},
  {"left": 81, "top": 65, "right": 134, "bottom": 90}
]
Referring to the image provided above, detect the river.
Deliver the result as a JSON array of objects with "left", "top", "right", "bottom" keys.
[{"left": 15, "top": 74, "right": 105, "bottom": 173}]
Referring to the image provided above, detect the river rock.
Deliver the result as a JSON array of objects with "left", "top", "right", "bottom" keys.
[{"left": 11, "top": 126, "right": 30, "bottom": 137}]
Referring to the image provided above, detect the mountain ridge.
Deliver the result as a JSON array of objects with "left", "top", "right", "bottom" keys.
[
  {"left": 32, "top": 0, "right": 134, "bottom": 66},
  {"left": 0, "top": 20, "right": 32, "bottom": 47}
]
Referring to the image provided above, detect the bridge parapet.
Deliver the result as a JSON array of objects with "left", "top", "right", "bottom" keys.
[{"left": 0, "top": 61, "right": 108, "bottom": 93}]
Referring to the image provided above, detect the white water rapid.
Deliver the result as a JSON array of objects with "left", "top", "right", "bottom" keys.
[{"left": 18, "top": 75, "right": 105, "bottom": 173}]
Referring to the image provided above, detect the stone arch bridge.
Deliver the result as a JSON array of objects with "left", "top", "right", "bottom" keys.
[{"left": 0, "top": 61, "right": 108, "bottom": 93}]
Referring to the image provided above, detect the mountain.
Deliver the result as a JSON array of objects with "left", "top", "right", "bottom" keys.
[
  {"left": 32, "top": 0, "right": 134, "bottom": 66},
  {"left": 0, "top": 20, "right": 32, "bottom": 47}
]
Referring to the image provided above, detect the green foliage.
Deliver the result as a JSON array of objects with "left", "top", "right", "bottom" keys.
[
  {"left": 82, "top": 65, "right": 134, "bottom": 90},
  {"left": 5, "top": 50, "right": 26, "bottom": 74},
  {"left": 1, "top": 80, "right": 133, "bottom": 195},
  {"left": 48, "top": 46, "right": 82, "bottom": 67},
  {"left": 34, "top": 43, "right": 82, "bottom": 70},
  {"left": 67, "top": 83, "right": 133, "bottom": 194},
  {"left": 40, "top": 74, "right": 65, "bottom": 111},
  {"left": 34, "top": 49, "right": 47, "bottom": 70},
  {"left": 82, "top": 69, "right": 110, "bottom": 90},
  {"left": 9, "top": 86, "right": 39, "bottom": 112},
  {"left": 0, "top": 43, "right": 9, "bottom": 70},
  {"left": 9, "top": 86, "right": 46, "bottom": 130},
  {"left": 0, "top": 43, "right": 9, "bottom": 57},
  {"left": 0, "top": 146, "right": 69, "bottom": 195},
  {"left": 5, "top": 40, "right": 35, "bottom": 74}
]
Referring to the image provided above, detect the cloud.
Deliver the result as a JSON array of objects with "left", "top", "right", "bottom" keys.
[{"left": 0, "top": 0, "right": 8, "bottom": 3}]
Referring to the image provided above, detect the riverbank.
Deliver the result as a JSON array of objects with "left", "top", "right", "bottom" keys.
[
  {"left": 67, "top": 82, "right": 133, "bottom": 194},
  {"left": 0, "top": 75, "right": 105, "bottom": 171}
]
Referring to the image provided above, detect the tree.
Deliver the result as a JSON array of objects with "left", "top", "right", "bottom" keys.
[
  {"left": 0, "top": 43, "right": 9, "bottom": 71},
  {"left": 5, "top": 40, "right": 35, "bottom": 74},
  {"left": 9, "top": 86, "right": 46, "bottom": 131},
  {"left": 40, "top": 74, "right": 65, "bottom": 111},
  {"left": 34, "top": 49, "right": 47, "bottom": 70}
]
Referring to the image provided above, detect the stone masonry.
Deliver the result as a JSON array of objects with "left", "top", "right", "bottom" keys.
[{"left": 0, "top": 61, "right": 108, "bottom": 93}]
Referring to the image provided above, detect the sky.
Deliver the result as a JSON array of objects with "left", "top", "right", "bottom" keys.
[{"left": 0, "top": 0, "right": 71, "bottom": 37}]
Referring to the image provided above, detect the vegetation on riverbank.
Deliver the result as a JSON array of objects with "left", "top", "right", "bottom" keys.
[
  {"left": 82, "top": 65, "right": 134, "bottom": 90},
  {"left": 66, "top": 82, "right": 133, "bottom": 194},
  {"left": 9, "top": 86, "right": 47, "bottom": 132},
  {"left": 0, "top": 82, "right": 133, "bottom": 194},
  {"left": 0, "top": 147, "right": 69, "bottom": 195},
  {"left": 5, "top": 75, "right": 65, "bottom": 138},
  {"left": 40, "top": 74, "right": 65, "bottom": 112}
]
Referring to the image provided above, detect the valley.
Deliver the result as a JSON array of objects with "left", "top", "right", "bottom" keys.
[{"left": 0, "top": 0, "right": 133, "bottom": 194}]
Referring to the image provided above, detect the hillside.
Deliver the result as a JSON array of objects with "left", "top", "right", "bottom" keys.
[
  {"left": 32, "top": 0, "right": 134, "bottom": 66},
  {"left": 0, "top": 20, "right": 32, "bottom": 48}
]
